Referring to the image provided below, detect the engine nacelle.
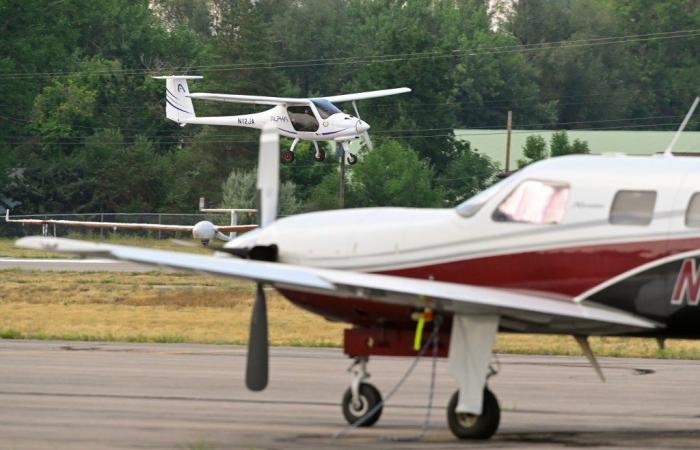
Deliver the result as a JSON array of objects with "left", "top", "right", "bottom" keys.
[{"left": 191, "top": 220, "right": 217, "bottom": 245}]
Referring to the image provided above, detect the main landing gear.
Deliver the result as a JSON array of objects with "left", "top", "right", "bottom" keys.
[
  {"left": 312, "top": 141, "right": 325, "bottom": 162},
  {"left": 339, "top": 356, "right": 501, "bottom": 440},
  {"left": 447, "top": 387, "right": 501, "bottom": 440},
  {"left": 280, "top": 139, "right": 328, "bottom": 163},
  {"left": 341, "top": 356, "right": 383, "bottom": 427}
]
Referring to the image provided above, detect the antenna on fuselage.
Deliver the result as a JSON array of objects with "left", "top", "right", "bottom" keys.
[{"left": 663, "top": 96, "right": 700, "bottom": 157}]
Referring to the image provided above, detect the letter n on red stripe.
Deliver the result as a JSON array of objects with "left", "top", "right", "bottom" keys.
[{"left": 671, "top": 258, "right": 700, "bottom": 306}]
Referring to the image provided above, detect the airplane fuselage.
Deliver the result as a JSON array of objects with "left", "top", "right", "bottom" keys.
[
  {"left": 185, "top": 104, "right": 369, "bottom": 142},
  {"left": 228, "top": 154, "right": 700, "bottom": 338}
]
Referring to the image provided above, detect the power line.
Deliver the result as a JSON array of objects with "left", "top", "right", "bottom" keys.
[
  {"left": 2, "top": 117, "right": 697, "bottom": 147},
  {"left": 1, "top": 29, "right": 698, "bottom": 79}
]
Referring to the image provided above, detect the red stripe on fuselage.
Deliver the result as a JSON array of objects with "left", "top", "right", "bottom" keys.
[{"left": 280, "top": 236, "right": 700, "bottom": 328}]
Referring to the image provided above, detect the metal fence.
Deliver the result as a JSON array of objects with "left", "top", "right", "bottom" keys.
[{"left": 2, "top": 212, "right": 244, "bottom": 239}]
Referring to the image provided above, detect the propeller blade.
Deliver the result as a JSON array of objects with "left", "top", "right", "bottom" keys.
[
  {"left": 362, "top": 131, "right": 374, "bottom": 151},
  {"left": 352, "top": 100, "right": 361, "bottom": 119},
  {"left": 257, "top": 123, "right": 280, "bottom": 228},
  {"left": 352, "top": 101, "right": 373, "bottom": 150},
  {"left": 246, "top": 283, "right": 269, "bottom": 391}
]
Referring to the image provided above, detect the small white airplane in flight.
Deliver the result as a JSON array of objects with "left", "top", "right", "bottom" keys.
[
  {"left": 17, "top": 99, "right": 700, "bottom": 440},
  {"left": 5, "top": 199, "right": 256, "bottom": 247},
  {"left": 153, "top": 75, "right": 410, "bottom": 164}
]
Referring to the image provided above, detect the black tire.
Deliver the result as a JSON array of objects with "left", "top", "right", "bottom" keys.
[
  {"left": 346, "top": 153, "right": 358, "bottom": 165},
  {"left": 446, "top": 387, "right": 500, "bottom": 440},
  {"left": 282, "top": 150, "right": 295, "bottom": 163},
  {"left": 313, "top": 149, "right": 326, "bottom": 162},
  {"left": 341, "top": 383, "right": 382, "bottom": 427}
]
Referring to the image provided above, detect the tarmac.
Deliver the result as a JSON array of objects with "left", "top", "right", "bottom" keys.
[{"left": 2, "top": 340, "right": 700, "bottom": 449}]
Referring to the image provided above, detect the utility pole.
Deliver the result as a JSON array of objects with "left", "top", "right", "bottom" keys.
[
  {"left": 505, "top": 110, "right": 513, "bottom": 173},
  {"left": 339, "top": 150, "right": 345, "bottom": 209}
]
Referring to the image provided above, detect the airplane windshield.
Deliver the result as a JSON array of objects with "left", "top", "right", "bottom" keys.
[
  {"left": 455, "top": 178, "right": 512, "bottom": 218},
  {"left": 312, "top": 99, "right": 343, "bottom": 119}
]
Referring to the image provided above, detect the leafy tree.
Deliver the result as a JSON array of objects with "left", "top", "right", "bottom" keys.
[
  {"left": 280, "top": 141, "right": 337, "bottom": 203},
  {"left": 517, "top": 135, "right": 548, "bottom": 168},
  {"left": 269, "top": 0, "right": 351, "bottom": 97},
  {"left": 439, "top": 140, "right": 499, "bottom": 205},
  {"left": 221, "top": 168, "right": 302, "bottom": 217},
  {"left": 550, "top": 130, "right": 590, "bottom": 157},
  {"left": 570, "top": 138, "right": 590, "bottom": 155},
  {"left": 308, "top": 169, "right": 345, "bottom": 211},
  {"left": 350, "top": 140, "right": 443, "bottom": 208},
  {"left": 550, "top": 130, "right": 570, "bottom": 157},
  {"left": 505, "top": 0, "right": 638, "bottom": 125}
]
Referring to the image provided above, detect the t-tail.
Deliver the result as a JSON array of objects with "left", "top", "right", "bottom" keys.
[{"left": 152, "top": 75, "right": 203, "bottom": 125}]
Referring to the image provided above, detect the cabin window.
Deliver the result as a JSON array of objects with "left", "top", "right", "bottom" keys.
[
  {"left": 609, "top": 190, "right": 656, "bottom": 225},
  {"left": 492, "top": 180, "right": 569, "bottom": 224},
  {"left": 312, "top": 99, "right": 342, "bottom": 119},
  {"left": 685, "top": 193, "right": 700, "bottom": 227},
  {"left": 287, "top": 105, "right": 319, "bottom": 132}
]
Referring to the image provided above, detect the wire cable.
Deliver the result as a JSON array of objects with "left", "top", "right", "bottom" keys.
[{"left": 1, "top": 29, "right": 698, "bottom": 79}]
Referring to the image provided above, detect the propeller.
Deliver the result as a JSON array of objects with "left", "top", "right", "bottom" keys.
[
  {"left": 352, "top": 100, "right": 373, "bottom": 151},
  {"left": 246, "top": 284, "right": 269, "bottom": 391},
  {"left": 245, "top": 123, "right": 280, "bottom": 391}
]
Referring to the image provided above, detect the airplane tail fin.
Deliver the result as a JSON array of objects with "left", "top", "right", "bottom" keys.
[{"left": 152, "top": 75, "right": 203, "bottom": 124}]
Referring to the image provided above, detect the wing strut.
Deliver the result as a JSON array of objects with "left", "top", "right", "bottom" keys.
[{"left": 573, "top": 335, "right": 605, "bottom": 382}]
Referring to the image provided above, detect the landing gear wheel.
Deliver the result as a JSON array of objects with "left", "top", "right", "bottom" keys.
[
  {"left": 341, "top": 382, "right": 382, "bottom": 427},
  {"left": 446, "top": 387, "right": 500, "bottom": 440},
  {"left": 346, "top": 153, "right": 358, "bottom": 165},
  {"left": 282, "top": 150, "right": 295, "bottom": 163},
  {"left": 313, "top": 149, "right": 326, "bottom": 162}
]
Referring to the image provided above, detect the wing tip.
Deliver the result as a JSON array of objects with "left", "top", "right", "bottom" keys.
[{"left": 15, "top": 236, "right": 109, "bottom": 255}]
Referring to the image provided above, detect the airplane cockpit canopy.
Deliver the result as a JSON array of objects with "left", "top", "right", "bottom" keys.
[
  {"left": 312, "top": 99, "right": 343, "bottom": 119},
  {"left": 287, "top": 105, "right": 319, "bottom": 132}
]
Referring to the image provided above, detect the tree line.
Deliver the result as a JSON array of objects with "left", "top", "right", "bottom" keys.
[{"left": 1, "top": 0, "right": 698, "bottom": 229}]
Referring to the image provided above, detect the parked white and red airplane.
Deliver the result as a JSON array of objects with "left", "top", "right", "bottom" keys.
[
  {"left": 153, "top": 75, "right": 410, "bottom": 164},
  {"left": 16, "top": 110, "right": 700, "bottom": 440}
]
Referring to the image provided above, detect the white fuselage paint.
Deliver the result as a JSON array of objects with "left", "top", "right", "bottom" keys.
[
  {"left": 184, "top": 105, "right": 368, "bottom": 142},
  {"left": 227, "top": 154, "right": 700, "bottom": 275}
]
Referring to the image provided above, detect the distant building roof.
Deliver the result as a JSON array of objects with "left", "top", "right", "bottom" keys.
[{"left": 455, "top": 129, "right": 700, "bottom": 168}]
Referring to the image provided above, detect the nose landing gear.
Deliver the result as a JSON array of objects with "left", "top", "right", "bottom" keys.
[{"left": 340, "top": 356, "right": 383, "bottom": 427}]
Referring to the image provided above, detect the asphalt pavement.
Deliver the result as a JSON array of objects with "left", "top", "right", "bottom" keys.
[{"left": 1, "top": 340, "right": 700, "bottom": 449}]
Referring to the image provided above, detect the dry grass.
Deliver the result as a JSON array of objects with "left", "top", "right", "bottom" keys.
[
  {"left": 0, "top": 269, "right": 344, "bottom": 346},
  {"left": 2, "top": 268, "right": 700, "bottom": 358}
]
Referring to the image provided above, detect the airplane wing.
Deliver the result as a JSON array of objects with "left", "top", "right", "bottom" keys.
[
  {"left": 216, "top": 225, "right": 258, "bottom": 233},
  {"left": 323, "top": 88, "right": 412, "bottom": 103},
  {"left": 16, "top": 237, "right": 660, "bottom": 335},
  {"left": 187, "top": 93, "right": 310, "bottom": 106},
  {"left": 6, "top": 215, "right": 256, "bottom": 234}
]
